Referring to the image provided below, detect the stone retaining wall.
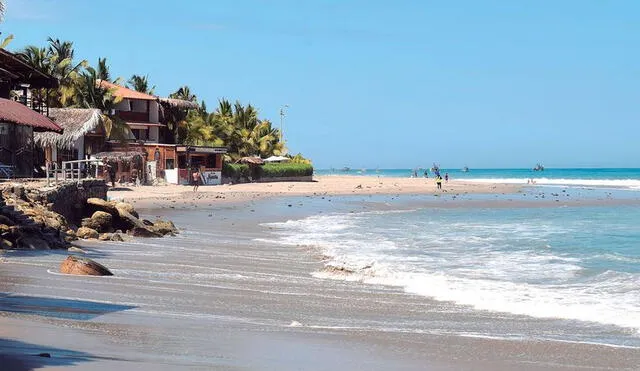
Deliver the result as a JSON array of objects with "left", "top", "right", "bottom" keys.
[{"left": 39, "top": 180, "right": 107, "bottom": 225}]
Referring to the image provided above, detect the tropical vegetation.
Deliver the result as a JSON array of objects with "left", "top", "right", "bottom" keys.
[{"left": 2, "top": 33, "right": 311, "bottom": 164}]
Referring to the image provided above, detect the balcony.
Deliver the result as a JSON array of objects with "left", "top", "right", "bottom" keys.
[{"left": 116, "top": 110, "right": 149, "bottom": 122}]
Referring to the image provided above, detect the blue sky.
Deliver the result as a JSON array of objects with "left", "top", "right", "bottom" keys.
[{"left": 2, "top": 0, "right": 639, "bottom": 168}]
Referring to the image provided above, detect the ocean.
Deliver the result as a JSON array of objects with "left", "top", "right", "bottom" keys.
[
  {"left": 260, "top": 169, "right": 640, "bottom": 348},
  {"left": 316, "top": 167, "right": 640, "bottom": 190},
  {"left": 2, "top": 171, "right": 640, "bottom": 368}
]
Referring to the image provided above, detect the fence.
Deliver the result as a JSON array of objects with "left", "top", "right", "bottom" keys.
[{"left": 47, "top": 159, "right": 103, "bottom": 186}]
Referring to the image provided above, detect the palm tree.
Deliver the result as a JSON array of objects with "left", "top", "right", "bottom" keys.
[
  {"left": 169, "top": 86, "right": 196, "bottom": 102},
  {"left": 0, "top": 1, "right": 6, "bottom": 22},
  {"left": 127, "top": 74, "right": 155, "bottom": 95},
  {"left": 18, "top": 45, "right": 51, "bottom": 73},
  {"left": 18, "top": 38, "right": 87, "bottom": 107},
  {"left": 74, "top": 66, "right": 129, "bottom": 142}
]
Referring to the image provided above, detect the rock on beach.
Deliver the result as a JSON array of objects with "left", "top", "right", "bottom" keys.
[{"left": 60, "top": 255, "right": 113, "bottom": 276}]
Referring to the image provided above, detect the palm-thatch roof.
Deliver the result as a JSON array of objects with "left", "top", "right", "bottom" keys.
[
  {"left": 238, "top": 156, "right": 264, "bottom": 165},
  {"left": 91, "top": 151, "right": 145, "bottom": 163},
  {"left": 33, "top": 108, "right": 102, "bottom": 149},
  {"left": 158, "top": 97, "right": 199, "bottom": 109}
]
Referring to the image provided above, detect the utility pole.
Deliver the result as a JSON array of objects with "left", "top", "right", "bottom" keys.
[{"left": 279, "top": 104, "right": 289, "bottom": 143}]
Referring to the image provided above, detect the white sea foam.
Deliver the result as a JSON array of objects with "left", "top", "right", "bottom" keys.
[
  {"left": 464, "top": 177, "right": 640, "bottom": 189},
  {"left": 263, "top": 209, "right": 640, "bottom": 334}
]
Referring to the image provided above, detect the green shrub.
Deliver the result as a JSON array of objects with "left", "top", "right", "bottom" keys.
[
  {"left": 222, "top": 163, "right": 250, "bottom": 179},
  {"left": 260, "top": 163, "right": 313, "bottom": 178}
]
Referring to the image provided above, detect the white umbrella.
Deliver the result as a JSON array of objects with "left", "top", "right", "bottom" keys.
[{"left": 263, "top": 156, "right": 290, "bottom": 163}]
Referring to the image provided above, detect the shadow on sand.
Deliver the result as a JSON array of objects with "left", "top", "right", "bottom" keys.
[
  {"left": 0, "top": 338, "right": 127, "bottom": 371},
  {"left": 0, "top": 293, "right": 136, "bottom": 321}
]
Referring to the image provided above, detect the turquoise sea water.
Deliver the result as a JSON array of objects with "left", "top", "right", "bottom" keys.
[
  {"left": 315, "top": 168, "right": 640, "bottom": 189},
  {"left": 264, "top": 174, "right": 640, "bottom": 346}
]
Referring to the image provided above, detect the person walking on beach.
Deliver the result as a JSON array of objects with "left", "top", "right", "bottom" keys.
[
  {"left": 106, "top": 163, "right": 116, "bottom": 187},
  {"left": 445, "top": 172, "right": 449, "bottom": 182},
  {"left": 436, "top": 175, "right": 443, "bottom": 190},
  {"left": 192, "top": 168, "right": 201, "bottom": 192}
]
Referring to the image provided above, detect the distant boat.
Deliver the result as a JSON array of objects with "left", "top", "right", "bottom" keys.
[
  {"left": 533, "top": 163, "right": 544, "bottom": 171},
  {"left": 462, "top": 166, "right": 469, "bottom": 172},
  {"left": 341, "top": 167, "right": 351, "bottom": 172}
]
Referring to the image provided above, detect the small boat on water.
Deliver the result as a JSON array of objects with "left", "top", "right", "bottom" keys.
[
  {"left": 462, "top": 166, "right": 469, "bottom": 172},
  {"left": 341, "top": 167, "right": 351, "bottom": 172},
  {"left": 533, "top": 163, "right": 544, "bottom": 171}
]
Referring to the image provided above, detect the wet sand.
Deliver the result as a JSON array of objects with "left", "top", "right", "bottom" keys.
[{"left": 2, "top": 192, "right": 640, "bottom": 370}]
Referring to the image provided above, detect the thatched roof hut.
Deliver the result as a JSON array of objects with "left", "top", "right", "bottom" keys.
[
  {"left": 91, "top": 151, "right": 145, "bottom": 163},
  {"left": 33, "top": 108, "right": 102, "bottom": 149},
  {"left": 158, "top": 98, "right": 199, "bottom": 110},
  {"left": 238, "top": 157, "right": 264, "bottom": 165}
]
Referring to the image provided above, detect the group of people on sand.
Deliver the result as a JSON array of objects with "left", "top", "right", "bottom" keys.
[
  {"left": 413, "top": 168, "right": 449, "bottom": 190},
  {"left": 434, "top": 171, "right": 448, "bottom": 190}
]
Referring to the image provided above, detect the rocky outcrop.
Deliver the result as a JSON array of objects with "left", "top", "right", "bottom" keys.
[
  {"left": 60, "top": 255, "right": 113, "bottom": 276},
  {"left": 148, "top": 220, "right": 178, "bottom": 236},
  {"left": 81, "top": 211, "right": 113, "bottom": 233},
  {"left": 76, "top": 227, "right": 99, "bottom": 240},
  {"left": 130, "top": 227, "right": 162, "bottom": 238},
  {"left": 0, "top": 182, "right": 178, "bottom": 250},
  {"left": 84, "top": 198, "right": 175, "bottom": 238},
  {"left": 0, "top": 187, "right": 72, "bottom": 250}
]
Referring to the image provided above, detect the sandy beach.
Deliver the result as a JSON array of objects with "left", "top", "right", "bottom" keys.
[
  {"left": 2, "top": 180, "right": 640, "bottom": 370},
  {"left": 107, "top": 175, "right": 520, "bottom": 207}
]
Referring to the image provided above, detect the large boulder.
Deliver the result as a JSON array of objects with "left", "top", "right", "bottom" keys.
[
  {"left": 110, "top": 233, "right": 124, "bottom": 242},
  {"left": 81, "top": 217, "right": 101, "bottom": 231},
  {"left": 129, "top": 227, "right": 162, "bottom": 238},
  {"left": 17, "top": 236, "right": 50, "bottom": 250},
  {"left": 115, "top": 202, "right": 139, "bottom": 219},
  {"left": 89, "top": 211, "right": 113, "bottom": 233},
  {"left": 60, "top": 255, "right": 113, "bottom": 276},
  {"left": 86, "top": 198, "right": 117, "bottom": 214},
  {"left": 76, "top": 227, "right": 99, "bottom": 240},
  {"left": 149, "top": 220, "right": 178, "bottom": 236},
  {"left": 44, "top": 216, "right": 63, "bottom": 230},
  {"left": 114, "top": 208, "right": 146, "bottom": 231}
]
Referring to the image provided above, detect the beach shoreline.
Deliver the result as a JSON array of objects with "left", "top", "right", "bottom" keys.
[
  {"left": 2, "top": 183, "right": 640, "bottom": 370},
  {"left": 107, "top": 175, "right": 521, "bottom": 206}
]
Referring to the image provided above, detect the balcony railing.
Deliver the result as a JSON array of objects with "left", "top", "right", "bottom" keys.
[
  {"left": 117, "top": 110, "right": 149, "bottom": 122},
  {"left": 14, "top": 95, "right": 50, "bottom": 116}
]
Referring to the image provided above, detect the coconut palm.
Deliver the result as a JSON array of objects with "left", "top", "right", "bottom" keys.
[
  {"left": 18, "top": 38, "right": 87, "bottom": 107},
  {"left": 169, "top": 86, "right": 197, "bottom": 102},
  {"left": 0, "top": 34, "right": 13, "bottom": 48},
  {"left": 45, "top": 38, "right": 87, "bottom": 106},
  {"left": 74, "top": 66, "right": 128, "bottom": 142},
  {"left": 127, "top": 74, "right": 155, "bottom": 95}
]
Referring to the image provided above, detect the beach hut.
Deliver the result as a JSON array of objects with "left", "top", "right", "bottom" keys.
[
  {"left": 0, "top": 98, "right": 62, "bottom": 177},
  {"left": 173, "top": 145, "right": 227, "bottom": 185},
  {"left": 91, "top": 150, "right": 145, "bottom": 185},
  {"left": 33, "top": 108, "right": 105, "bottom": 164}
]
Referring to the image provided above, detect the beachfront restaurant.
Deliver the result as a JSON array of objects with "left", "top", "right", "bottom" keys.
[{"left": 174, "top": 145, "right": 227, "bottom": 185}]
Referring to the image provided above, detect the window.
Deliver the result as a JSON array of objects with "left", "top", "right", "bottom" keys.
[
  {"left": 206, "top": 154, "right": 217, "bottom": 168},
  {"left": 132, "top": 129, "right": 148, "bottom": 141},
  {"left": 165, "top": 158, "right": 175, "bottom": 170}
]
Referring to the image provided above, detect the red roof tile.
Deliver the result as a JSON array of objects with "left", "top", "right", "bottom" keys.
[
  {"left": 0, "top": 98, "right": 62, "bottom": 132},
  {"left": 98, "top": 80, "right": 158, "bottom": 101}
]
